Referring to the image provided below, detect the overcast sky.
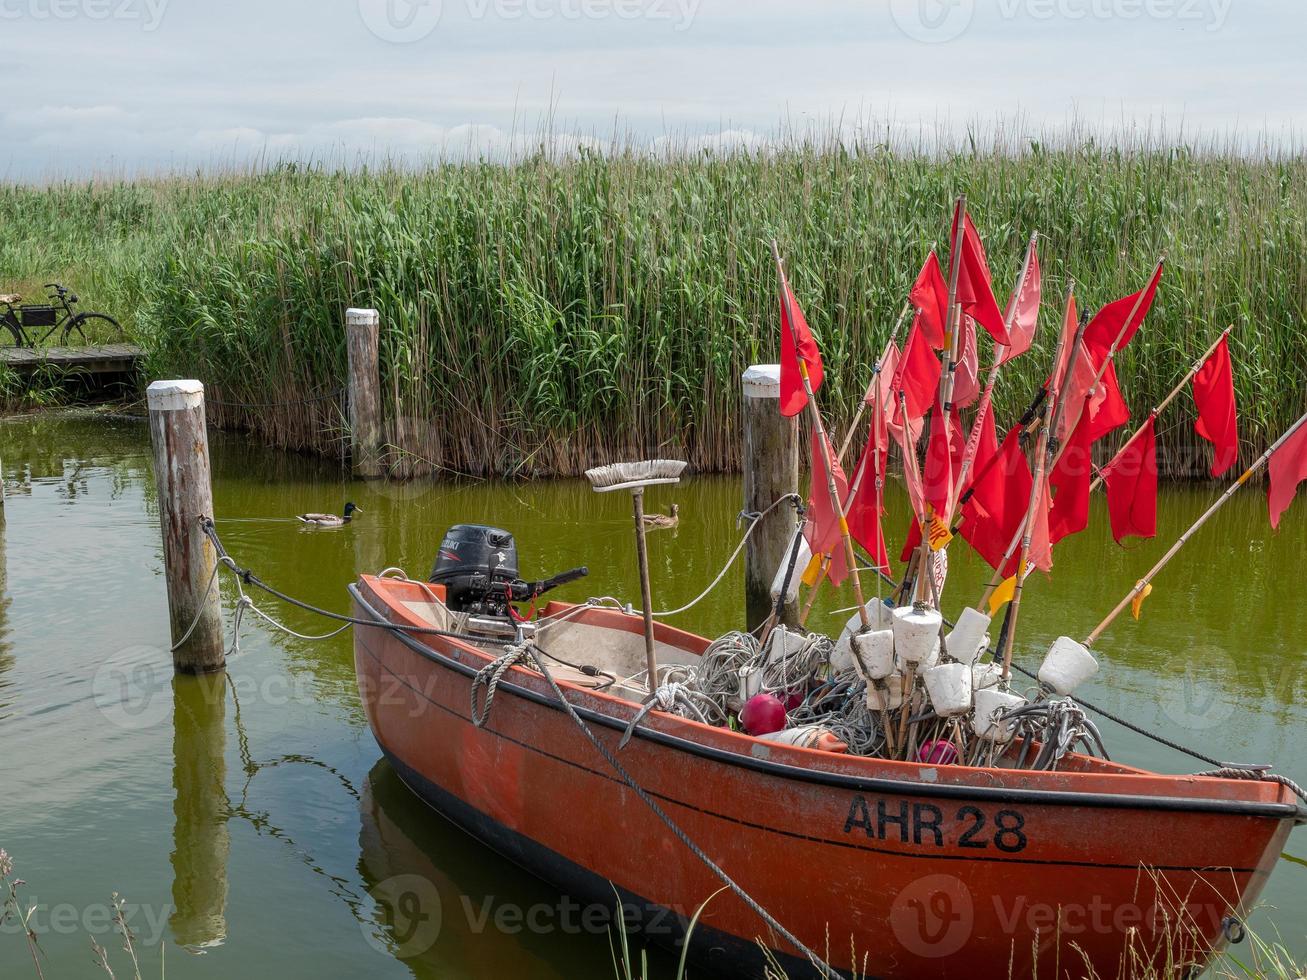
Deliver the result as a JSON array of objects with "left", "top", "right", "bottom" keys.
[{"left": 2, "top": 0, "right": 1302, "bottom": 180}]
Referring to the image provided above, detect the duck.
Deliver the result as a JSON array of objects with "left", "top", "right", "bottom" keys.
[
  {"left": 642, "top": 503, "right": 679, "bottom": 530},
  {"left": 298, "top": 502, "right": 361, "bottom": 527}
]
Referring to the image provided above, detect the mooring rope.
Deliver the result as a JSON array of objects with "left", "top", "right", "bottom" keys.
[
  {"left": 1189, "top": 768, "right": 1307, "bottom": 807},
  {"left": 470, "top": 642, "right": 844, "bottom": 979}
]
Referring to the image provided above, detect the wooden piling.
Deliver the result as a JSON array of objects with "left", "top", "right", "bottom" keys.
[
  {"left": 147, "top": 380, "right": 225, "bottom": 674},
  {"left": 346, "top": 308, "right": 383, "bottom": 478},
  {"left": 742, "top": 365, "right": 800, "bottom": 630}
]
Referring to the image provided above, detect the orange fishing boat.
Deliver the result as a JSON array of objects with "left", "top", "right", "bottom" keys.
[{"left": 351, "top": 570, "right": 1303, "bottom": 979}]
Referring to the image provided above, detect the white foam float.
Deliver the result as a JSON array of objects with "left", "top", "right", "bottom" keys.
[
  {"left": 1039, "top": 636, "right": 1099, "bottom": 696},
  {"left": 972, "top": 687, "right": 1026, "bottom": 742},
  {"left": 892, "top": 603, "right": 942, "bottom": 665},
  {"left": 945, "top": 607, "right": 991, "bottom": 665},
  {"left": 924, "top": 662, "right": 973, "bottom": 717}
]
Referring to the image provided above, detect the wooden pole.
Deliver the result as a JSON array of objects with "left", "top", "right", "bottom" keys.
[
  {"left": 631, "top": 489, "right": 660, "bottom": 688},
  {"left": 147, "top": 380, "right": 225, "bottom": 674},
  {"left": 346, "top": 307, "right": 384, "bottom": 479},
  {"left": 771, "top": 241, "right": 871, "bottom": 630},
  {"left": 1089, "top": 324, "right": 1235, "bottom": 493},
  {"left": 1085, "top": 407, "right": 1307, "bottom": 647},
  {"left": 837, "top": 304, "right": 911, "bottom": 464},
  {"left": 169, "top": 672, "right": 230, "bottom": 947},
  {"left": 742, "top": 364, "right": 801, "bottom": 630}
]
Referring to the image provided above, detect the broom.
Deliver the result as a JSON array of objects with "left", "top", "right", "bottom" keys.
[{"left": 585, "top": 459, "right": 687, "bottom": 692}]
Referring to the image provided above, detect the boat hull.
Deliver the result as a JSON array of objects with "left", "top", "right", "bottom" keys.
[{"left": 351, "top": 576, "right": 1300, "bottom": 979}]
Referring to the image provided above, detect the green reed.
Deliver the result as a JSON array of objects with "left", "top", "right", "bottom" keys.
[{"left": 1, "top": 134, "right": 1304, "bottom": 476}]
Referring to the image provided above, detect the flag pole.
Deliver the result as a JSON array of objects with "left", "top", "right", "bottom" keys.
[
  {"left": 837, "top": 304, "right": 911, "bottom": 464},
  {"left": 995, "top": 290, "right": 1072, "bottom": 681},
  {"left": 912, "top": 196, "right": 966, "bottom": 604},
  {"left": 772, "top": 241, "right": 872, "bottom": 632},
  {"left": 977, "top": 284, "right": 1080, "bottom": 610},
  {"left": 1054, "top": 256, "right": 1166, "bottom": 448},
  {"left": 798, "top": 333, "right": 899, "bottom": 626},
  {"left": 1089, "top": 324, "right": 1235, "bottom": 493},
  {"left": 948, "top": 231, "right": 1039, "bottom": 521},
  {"left": 1085, "top": 407, "right": 1307, "bottom": 647}
]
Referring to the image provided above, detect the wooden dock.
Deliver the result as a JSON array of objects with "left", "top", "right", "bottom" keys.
[{"left": 0, "top": 343, "right": 142, "bottom": 376}]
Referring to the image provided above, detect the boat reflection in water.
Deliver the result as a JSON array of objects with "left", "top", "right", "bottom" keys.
[
  {"left": 358, "top": 758, "right": 649, "bottom": 980},
  {"left": 169, "top": 673, "right": 230, "bottom": 949}
]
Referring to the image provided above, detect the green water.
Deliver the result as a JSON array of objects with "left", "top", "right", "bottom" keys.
[{"left": 0, "top": 410, "right": 1303, "bottom": 978}]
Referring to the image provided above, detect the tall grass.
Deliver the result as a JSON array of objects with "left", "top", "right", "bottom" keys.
[{"left": 2, "top": 131, "right": 1305, "bottom": 476}]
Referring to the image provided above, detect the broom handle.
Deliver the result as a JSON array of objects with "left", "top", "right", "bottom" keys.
[
  {"left": 1089, "top": 324, "right": 1234, "bottom": 493},
  {"left": 1085, "top": 407, "right": 1307, "bottom": 647},
  {"left": 631, "top": 489, "right": 660, "bottom": 689}
]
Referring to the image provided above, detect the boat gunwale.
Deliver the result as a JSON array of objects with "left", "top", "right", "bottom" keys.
[{"left": 350, "top": 578, "right": 1306, "bottom": 822}]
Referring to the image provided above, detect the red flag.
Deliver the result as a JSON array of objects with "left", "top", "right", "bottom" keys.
[
  {"left": 847, "top": 432, "right": 890, "bottom": 573},
  {"left": 924, "top": 398, "right": 955, "bottom": 525},
  {"left": 952, "top": 315, "right": 981, "bottom": 409},
  {"left": 999, "top": 243, "right": 1041, "bottom": 365},
  {"left": 804, "top": 428, "right": 848, "bottom": 584},
  {"left": 960, "top": 424, "right": 1030, "bottom": 571},
  {"left": 1025, "top": 476, "right": 1054, "bottom": 574},
  {"left": 1192, "top": 334, "right": 1239, "bottom": 477},
  {"left": 1048, "top": 411, "right": 1093, "bottom": 544},
  {"left": 1268, "top": 418, "right": 1307, "bottom": 530},
  {"left": 1102, "top": 414, "right": 1158, "bottom": 544},
  {"left": 1083, "top": 262, "right": 1163, "bottom": 353},
  {"left": 951, "top": 206, "right": 1011, "bottom": 347},
  {"left": 910, "top": 252, "right": 949, "bottom": 350},
  {"left": 1084, "top": 351, "right": 1130, "bottom": 443},
  {"left": 778, "top": 272, "right": 823, "bottom": 418},
  {"left": 890, "top": 314, "right": 942, "bottom": 424}
]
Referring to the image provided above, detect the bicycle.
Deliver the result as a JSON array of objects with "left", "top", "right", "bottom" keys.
[{"left": 0, "top": 283, "right": 123, "bottom": 347}]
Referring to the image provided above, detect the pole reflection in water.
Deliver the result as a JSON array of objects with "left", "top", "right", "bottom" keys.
[{"left": 170, "top": 672, "right": 231, "bottom": 949}]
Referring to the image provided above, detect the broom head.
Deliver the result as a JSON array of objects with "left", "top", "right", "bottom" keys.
[{"left": 585, "top": 459, "right": 687, "bottom": 494}]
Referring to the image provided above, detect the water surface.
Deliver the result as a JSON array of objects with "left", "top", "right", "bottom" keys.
[{"left": 0, "top": 410, "right": 1302, "bottom": 977}]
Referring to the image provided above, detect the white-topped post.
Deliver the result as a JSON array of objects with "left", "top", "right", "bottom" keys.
[
  {"left": 742, "top": 364, "right": 800, "bottom": 629},
  {"left": 147, "top": 380, "right": 225, "bottom": 673},
  {"left": 346, "top": 308, "right": 383, "bottom": 478}
]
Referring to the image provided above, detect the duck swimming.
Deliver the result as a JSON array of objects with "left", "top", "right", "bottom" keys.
[
  {"left": 641, "top": 503, "right": 679, "bottom": 529},
  {"left": 298, "top": 502, "right": 361, "bottom": 527}
]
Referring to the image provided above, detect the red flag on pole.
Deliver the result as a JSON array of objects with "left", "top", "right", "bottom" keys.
[
  {"left": 1083, "top": 262, "right": 1163, "bottom": 353},
  {"left": 1084, "top": 351, "right": 1130, "bottom": 443},
  {"left": 1192, "top": 334, "right": 1239, "bottom": 477},
  {"left": 999, "top": 243, "right": 1041, "bottom": 365},
  {"left": 923, "top": 398, "right": 955, "bottom": 524},
  {"left": 910, "top": 252, "right": 949, "bottom": 350},
  {"left": 778, "top": 271, "right": 824, "bottom": 418},
  {"left": 890, "top": 314, "right": 942, "bottom": 424},
  {"left": 1102, "top": 413, "right": 1158, "bottom": 544},
  {"left": 951, "top": 206, "right": 1011, "bottom": 347},
  {"left": 1048, "top": 411, "right": 1093, "bottom": 544},
  {"left": 804, "top": 427, "right": 849, "bottom": 584},
  {"left": 847, "top": 433, "right": 890, "bottom": 573},
  {"left": 960, "top": 423, "right": 1030, "bottom": 571},
  {"left": 952, "top": 315, "right": 981, "bottom": 409},
  {"left": 1268, "top": 419, "right": 1307, "bottom": 530}
]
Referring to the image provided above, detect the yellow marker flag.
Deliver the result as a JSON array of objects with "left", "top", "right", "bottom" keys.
[
  {"left": 987, "top": 561, "right": 1028, "bottom": 616},
  {"left": 1131, "top": 583, "right": 1154, "bottom": 621},
  {"left": 800, "top": 552, "right": 825, "bottom": 588},
  {"left": 927, "top": 515, "right": 954, "bottom": 551}
]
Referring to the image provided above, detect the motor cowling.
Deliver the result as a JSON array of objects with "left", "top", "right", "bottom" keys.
[{"left": 430, "top": 524, "right": 520, "bottom": 615}]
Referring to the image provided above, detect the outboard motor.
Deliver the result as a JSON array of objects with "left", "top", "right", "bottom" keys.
[{"left": 430, "top": 524, "right": 588, "bottom": 619}]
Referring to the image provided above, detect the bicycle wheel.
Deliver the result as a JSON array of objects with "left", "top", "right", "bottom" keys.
[
  {"left": 64, "top": 312, "right": 123, "bottom": 345},
  {"left": 1, "top": 311, "right": 24, "bottom": 347}
]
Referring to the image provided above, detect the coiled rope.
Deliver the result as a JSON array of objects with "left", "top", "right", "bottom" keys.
[{"left": 469, "top": 642, "right": 844, "bottom": 979}]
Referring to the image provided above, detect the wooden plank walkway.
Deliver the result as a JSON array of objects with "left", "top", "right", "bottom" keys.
[{"left": 0, "top": 343, "right": 142, "bottom": 375}]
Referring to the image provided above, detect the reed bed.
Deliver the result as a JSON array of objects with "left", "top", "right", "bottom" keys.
[{"left": 2, "top": 132, "right": 1305, "bottom": 476}]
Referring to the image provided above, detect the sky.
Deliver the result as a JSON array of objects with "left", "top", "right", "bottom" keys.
[{"left": 1, "top": 0, "right": 1303, "bottom": 180}]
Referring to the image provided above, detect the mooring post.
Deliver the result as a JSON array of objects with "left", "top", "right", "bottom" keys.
[
  {"left": 345, "top": 308, "right": 383, "bottom": 478},
  {"left": 147, "top": 380, "right": 225, "bottom": 674},
  {"left": 742, "top": 364, "right": 800, "bottom": 630}
]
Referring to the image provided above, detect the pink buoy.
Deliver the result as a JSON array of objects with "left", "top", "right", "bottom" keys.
[
  {"left": 918, "top": 740, "right": 960, "bottom": 766},
  {"left": 740, "top": 693, "right": 787, "bottom": 736}
]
